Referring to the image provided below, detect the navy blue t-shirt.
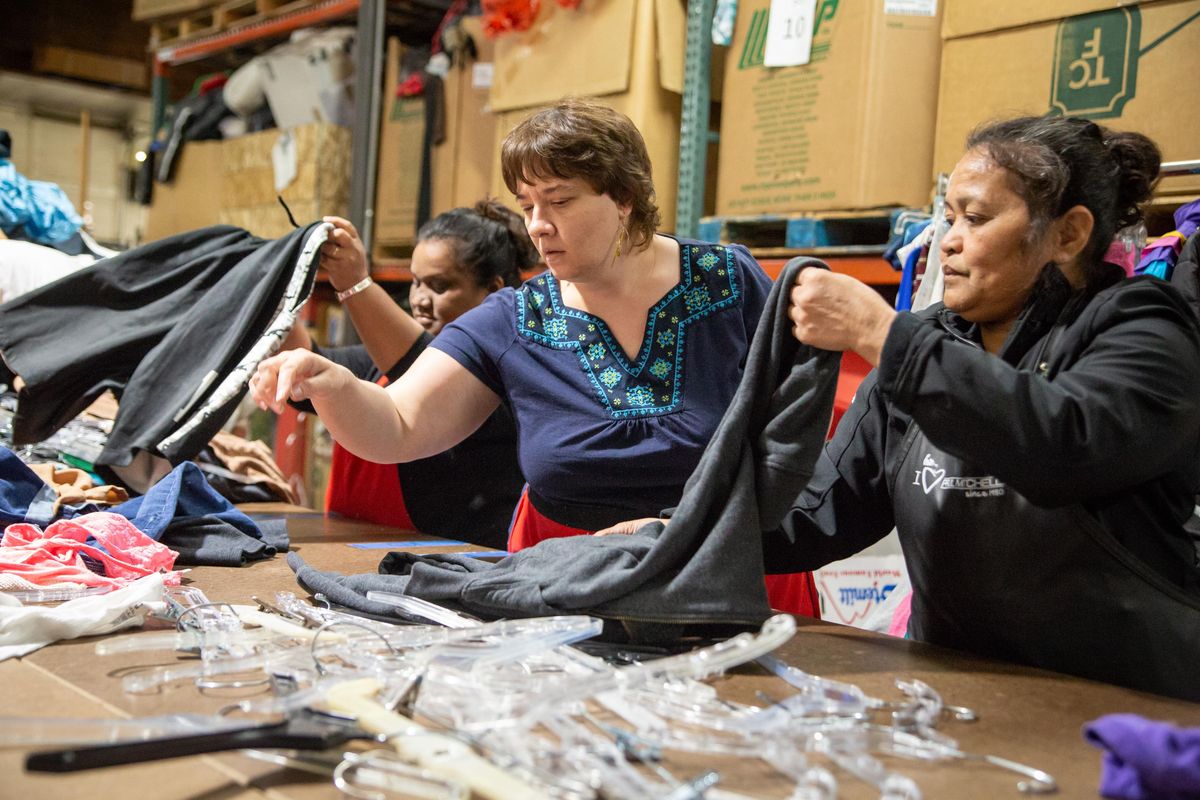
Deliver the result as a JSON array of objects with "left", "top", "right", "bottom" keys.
[{"left": 432, "top": 237, "right": 772, "bottom": 528}]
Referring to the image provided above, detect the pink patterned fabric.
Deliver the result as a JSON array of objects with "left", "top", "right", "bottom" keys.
[{"left": 1, "top": 512, "right": 181, "bottom": 589}]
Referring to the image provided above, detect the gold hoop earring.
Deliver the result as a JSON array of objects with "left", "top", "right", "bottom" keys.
[{"left": 614, "top": 225, "right": 627, "bottom": 260}]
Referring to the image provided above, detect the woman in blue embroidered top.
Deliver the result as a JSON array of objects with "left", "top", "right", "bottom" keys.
[{"left": 251, "top": 99, "right": 819, "bottom": 617}]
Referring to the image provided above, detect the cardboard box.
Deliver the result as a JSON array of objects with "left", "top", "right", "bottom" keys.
[
  {"left": 220, "top": 122, "right": 351, "bottom": 239},
  {"left": 488, "top": 0, "right": 686, "bottom": 231},
  {"left": 144, "top": 139, "right": 224, "bottom": 241},
  {"left": 33, "top": 46, "right": 148, "bottom": 92},
  {"left": 430, "top": 16, "right": 498, "bottom": 215},
  {"left": 374, "top": 38, "right": 427, "bottom": 246},
  {"left": 716, "top": 0, "right": 943, "bottom": 216},
  {"left": 934, "top": 1, "right": 1200, "bottom": 197}
]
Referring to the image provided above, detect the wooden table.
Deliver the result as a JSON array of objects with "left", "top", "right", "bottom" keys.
[{"left": 3, "top": 510, "right": 1197, "bottom": 800}]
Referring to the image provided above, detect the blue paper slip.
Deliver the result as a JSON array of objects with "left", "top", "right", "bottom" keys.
[{"left": 348, "top": 539, "right": 465, "bottom": 550}]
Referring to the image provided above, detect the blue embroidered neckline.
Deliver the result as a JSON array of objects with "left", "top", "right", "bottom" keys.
[{"left": 516, "top": 243, "right": 741, "bottom": 418}]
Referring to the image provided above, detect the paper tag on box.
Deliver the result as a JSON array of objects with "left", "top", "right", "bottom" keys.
[
  {"left": 764, "top": 0, "right": 816, "bottom": 67},
  {"left": 472, "top": 62, "right": 494, "bottom": 89},
  {"left": 884, "top": 0, "right": 937, "bottom": 16}
]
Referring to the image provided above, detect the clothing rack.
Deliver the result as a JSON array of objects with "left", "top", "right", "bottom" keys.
[{"left": 1161, "top": 159, "right": 1200, "bottom": 176}]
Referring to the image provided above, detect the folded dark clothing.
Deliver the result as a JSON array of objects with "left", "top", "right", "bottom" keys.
[
  {"left": 164, "top": 515, "right": 287, "bottom": 567},
  {"left": 286, "top": 259, "right": 838, "bottom": 639},
  {"left": 1084, "top": 713, "right": 1200, "bottom": 800}
]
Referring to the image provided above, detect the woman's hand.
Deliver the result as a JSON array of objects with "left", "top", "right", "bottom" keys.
[
  {"left": 320, "top": 216, "right": 369, "bottom": 292},
  {"left": 789, "top": 268, "right": 897, "bottom": 366},
  {"left": 594, "top": 517, "right": 664, "bottom": 536},
  {"left": 250, "top": 349, "right": 353, "bottom": 414}
]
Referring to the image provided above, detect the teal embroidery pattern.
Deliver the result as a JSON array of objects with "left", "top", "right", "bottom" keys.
[
  {"left": 515, "top": 243, "right": 743, "bottom": 418},
  {"left": 544, "top": 317, "right": 568, "bottom": 341},
  {"left": 626, "top": 385, "right": 655, "bottom": 406}
]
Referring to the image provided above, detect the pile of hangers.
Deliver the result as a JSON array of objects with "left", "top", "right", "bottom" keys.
[{"left": 5, "top": 587, "right": 1059, "bottom": 799}]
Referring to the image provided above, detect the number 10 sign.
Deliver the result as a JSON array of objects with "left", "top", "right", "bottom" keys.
[{"left": 764, "top": 0, "right": 817, "bottom": 67}]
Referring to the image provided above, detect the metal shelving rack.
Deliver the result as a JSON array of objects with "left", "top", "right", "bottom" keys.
[
  {"left": 150, "top": 0, "right": 385, "bottom": 249},
  {"left": 675, "top": 0, "right": 716, "bottom": 241}
]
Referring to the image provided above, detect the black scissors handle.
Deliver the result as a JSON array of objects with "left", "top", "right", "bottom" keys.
[{"left": 25, "top": 711, "right": 366, "bottom": 773}]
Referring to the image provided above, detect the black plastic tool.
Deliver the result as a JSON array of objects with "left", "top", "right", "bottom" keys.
[{"left": 25, "top": 709, "right": 373, "bottom": 773}]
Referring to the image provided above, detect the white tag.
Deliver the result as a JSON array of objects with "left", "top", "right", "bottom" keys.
[
  {"left": 763, "top": 0, "right": 816, "bottom": 67},
  {"left": 472, "top": 62, "right": 494, "bottom": 89},
  {"left": 884, "top": 0, "right": 937, "bottom": 16},
  {"left": 271, "top": 130, "right": 298, "bottom": 193}
]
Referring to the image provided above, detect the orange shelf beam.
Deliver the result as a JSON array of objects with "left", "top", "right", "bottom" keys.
[
  {"left": 758, "top": 256, "right": 900, "bottom": 285},
  {"left": 156, "top": 0, "right": 360, "bottom": 65}
]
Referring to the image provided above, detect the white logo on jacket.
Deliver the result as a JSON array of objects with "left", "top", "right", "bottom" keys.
[{"left": 914, "top": 453, "right": 1006, "bottom": 497}]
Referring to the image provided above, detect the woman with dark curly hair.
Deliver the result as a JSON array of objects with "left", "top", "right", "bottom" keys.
[
  {"left": 256, "top": 99, "right": 821, "bottom": 616},
  {"left": 775, "top": 115, "right": 1200, "bottom": 699},
  {"left": 280, "top": 201, "right": 537, "bottom": 549}
]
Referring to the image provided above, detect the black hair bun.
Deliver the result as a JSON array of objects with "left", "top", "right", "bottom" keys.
[{"left": 1104, "top": 131, "right": 1161, "bottom": 227}]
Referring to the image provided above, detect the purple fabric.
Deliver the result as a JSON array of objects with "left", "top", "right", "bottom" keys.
[
  {"left": 1084, "top": 713, "right": 1200, "bottom": 799},
  {"left": 1136, "top": 199, "right": 1200, "bottom": 276}
]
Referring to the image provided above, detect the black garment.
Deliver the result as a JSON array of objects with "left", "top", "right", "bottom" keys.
[
  {"left": 0, "top": 223, "right": 326, "bottom": 468},
  {"left": 156, "top": 89, "right": 234, "bottom": 184},
  {"left": 1170, "top": 231, "right": 1200, "bottom": 319},
  {"left": 288, "top": 258, "right": 839, "bottom": 639},
  {"left": 309, "top": 333, "right": 523, "bottom": 550},
  {"left": 769, "top": 266, "right": 1200, "bottom": 700}
]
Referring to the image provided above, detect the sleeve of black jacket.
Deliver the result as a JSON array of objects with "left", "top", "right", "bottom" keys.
[
  {"left": 286, "top": 258, "right": 839, "bottom": 636},
  {"left": 878, "top": 280, "right": 1200, "bottom": 506}
]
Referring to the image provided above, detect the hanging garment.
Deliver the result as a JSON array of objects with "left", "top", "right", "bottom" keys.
[
  {"left": 1169, "top": 230, "right": 1200, "bottom": 317},
  {"left": 0, "top": 222, "right": 329, "bottom": 469},
  {"left": 1135, "top": 198, "right": 1200, "bottom": 280},
  {"left": 288, "top": 258, "right": 839, "bottom": 639}
]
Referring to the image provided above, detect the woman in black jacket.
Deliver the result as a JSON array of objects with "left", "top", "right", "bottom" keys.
[{"left": 781, "top": 116, "right": 1200, "bottom": 700}]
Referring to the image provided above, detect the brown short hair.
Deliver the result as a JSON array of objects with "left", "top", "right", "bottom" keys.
[{"left": 501, "top": 99, "right": 660, "bottom": 250}]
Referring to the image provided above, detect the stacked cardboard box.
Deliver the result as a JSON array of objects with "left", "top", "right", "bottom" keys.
[
  {"left": 144, "top": 123, "right": 350, "bottom": 242},
  {"left": 220, "top": 122, "right": 351, "bottom": 238},
  {"left": 716, "top": 0, "right": 943, "bottom": 216},
  {"left": 488, "top": 0, "right": 686, "bottom": 231},
  {"left": 934, "top": 0, "right": 1200, "bottom": 197}
]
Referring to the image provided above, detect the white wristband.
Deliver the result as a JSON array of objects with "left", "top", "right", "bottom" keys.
[{"left": 336, "top": 276, "right": 373, "bottom": 302}]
